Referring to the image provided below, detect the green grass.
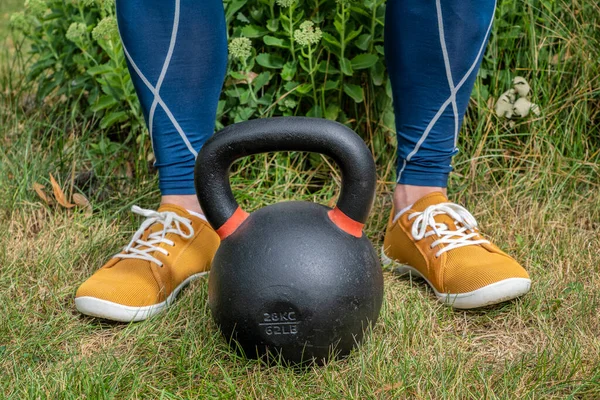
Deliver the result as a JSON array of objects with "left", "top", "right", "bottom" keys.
[{"left": 1, "top": 0, "right": 600, "bottom": 398}]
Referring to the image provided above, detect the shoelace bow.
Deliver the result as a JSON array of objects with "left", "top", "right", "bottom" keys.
[
  {"left": 408, "top": 203, "right": 489, "bottom": 258},
  {"left": 114, "top": 206, "right": 194, "bottom": 267}
]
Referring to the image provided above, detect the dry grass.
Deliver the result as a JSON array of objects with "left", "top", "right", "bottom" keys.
[
  {"left": 2, "top": 0, "right": 600, "bottom": 398},
  {"left": 2, "top": 159, "right": 599, "bottom": 398}
]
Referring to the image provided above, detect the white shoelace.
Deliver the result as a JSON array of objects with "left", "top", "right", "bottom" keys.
[
  {"left": 407, "top": 203, "right": 490, "bottom": 258},
  {"left": 113, "top": 206, "right": 194, "bottom": 267}
]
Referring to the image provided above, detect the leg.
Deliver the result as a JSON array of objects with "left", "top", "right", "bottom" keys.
[
  {"left": 385, "top": 0, "right": 493, "bottom": 211},
  {"left": 382, "top": 0, "right": 531, "bottom": 308},
  {"left": 117, "top": 0, "right": 228, "bottom": 213},
  {"left": 75, "top": 0, "right": 227, "bottom": 321}
]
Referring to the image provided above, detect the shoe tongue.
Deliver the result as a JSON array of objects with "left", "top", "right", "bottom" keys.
[
  {"left": 411, "top": 192, "right": 449, "bottom": 212},
  {"left": 157, "top": 203, "right": 191, "bottom": 216},
  {"left": 141, "top": 204, "right": 193, "bottom": 239},
  {"left": 411, "top": 192, "right": 457, "bottom": 229}
]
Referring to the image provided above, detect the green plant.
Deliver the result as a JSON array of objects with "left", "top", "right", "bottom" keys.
[
  {"left": 11, "top": 0, "right": 394, "bottom": 158},
  {"left": 10, "top": 0, "right": 144, "bottom": 138}
]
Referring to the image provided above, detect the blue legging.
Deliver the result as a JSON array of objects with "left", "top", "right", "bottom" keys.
[{"left": 116, "top": 0, "right": 495, "bottom": 195}]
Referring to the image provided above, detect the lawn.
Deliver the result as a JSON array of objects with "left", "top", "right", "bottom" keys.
[{"left": 1, "top": 0, "right": 599, "bottom": 398}]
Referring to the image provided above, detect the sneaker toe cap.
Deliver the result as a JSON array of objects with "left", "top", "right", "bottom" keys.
[
  {"left": 75, "top": 265, "right": 161, "bottom": 307},
  {"left": 444, "top": 250, "right": 530, "bottom": 294}
]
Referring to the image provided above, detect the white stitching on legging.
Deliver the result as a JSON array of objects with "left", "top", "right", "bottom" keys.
[
  {"left": 435, "top": 0, "right": 460, "bottom": 148},
  {"left": 397, "top": 1, "right": 497, "bottom": 183},
  {"left": 148, "top": 0, "right": 181, "bottom": 155},
  {"left": 117, "top": 0, "right": 198, "bottom": 158}
]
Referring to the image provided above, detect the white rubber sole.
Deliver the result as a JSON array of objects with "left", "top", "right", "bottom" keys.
[
  {"left": 381, "top": 248, "right": 531, "bottom": 309},
  {"left": 75, "top": 272, "right": 208, "bottom": 322}
]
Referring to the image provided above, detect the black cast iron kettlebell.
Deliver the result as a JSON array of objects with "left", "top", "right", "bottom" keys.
[{"left": 194, "top": 117, "right": 383, "bottom": 364}]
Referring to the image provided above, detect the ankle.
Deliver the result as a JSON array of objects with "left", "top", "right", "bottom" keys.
[
  {"left": 393, "top": 185, "right": 447, "bottom": 214},
  {"left": 161, "top": 195, "right": 203, "bottom": 215}
]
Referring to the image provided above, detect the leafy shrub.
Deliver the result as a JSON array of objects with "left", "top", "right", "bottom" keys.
[
  {"left": 10, "top": 0, "right": 144, "bottom": 137},
  {"left": 221, "top": 0, "right": 389, "bottom": 124},
  {"left": 10, "top": 0, "right": 394, "bottom": 155},
  {"left": 13, "top": 0, "right": 597, "bottom": 172}
]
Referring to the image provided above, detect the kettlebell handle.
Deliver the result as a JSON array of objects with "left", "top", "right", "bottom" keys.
[{"left": 194, "top": 117, "right": 376, "bottom": 239}]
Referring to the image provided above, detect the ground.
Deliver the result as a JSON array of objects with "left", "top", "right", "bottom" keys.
[{"left": 1, "top": 0, "right": 599, "bottom": 398}]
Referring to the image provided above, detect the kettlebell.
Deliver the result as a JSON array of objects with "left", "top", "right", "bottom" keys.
[{"left": 194, "top": 117, "right": 383, "bottom": 364}]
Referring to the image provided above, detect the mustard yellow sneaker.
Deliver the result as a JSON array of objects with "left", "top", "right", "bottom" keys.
[
  {"left": 75, "top": 204, "right": 220, "bottom": 321},
  {"left": 382, "top": 192, "right": 530, "bottom": 309}
]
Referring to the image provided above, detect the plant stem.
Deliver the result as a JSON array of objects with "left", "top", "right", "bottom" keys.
[
  {"left": 307, "top": 45, "right": 318, "bottom": 107},
  {"left": 338, "top": 3, "right": 347, "bottom": 104},
  {"left": 289, "top": 5, "right": 296, "bottom": 62}
]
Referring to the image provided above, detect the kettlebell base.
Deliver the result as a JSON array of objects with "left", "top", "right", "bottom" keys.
[{"left": 232, "top": 340, "right": 362, "bottom": 366}]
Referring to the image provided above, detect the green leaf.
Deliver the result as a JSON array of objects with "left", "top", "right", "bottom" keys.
[
  {"left": 267, "top": 18, "right": 279, "bottom": 32},
  {"left": 90, "top": 95, "right": 118, "bottom": 112},
  {"left": 252, "top": 72, "right": 271, "bottom": 92},
  {"left": 318, "top": 61, "right": 340, "bottom": 74},
  {"left": 355, "top": 34, "right": 372, "bottom": 51},
  {"left": 370, "top": 60, "right": 385, "bottom": 86},
  {"left": 334, "top": 19, "right": 344, "bottom": 36},
  {"left": 281, "top": 62, "right": 297, "bottom": 81},
  {"left": 216, "top": 100, "right": 226, "bottom": 116},
  {"left": 385, "top": 78, "right": 393, "bottom": 99},
  {"left": 343, "top": 83, "right": 364, "bottom": 103},
  {"left": 346, "top": 26, "right": 363, "bottom": 42},
  {"left": 325, "top": 104, "right": 340, "bottom": 120},
  {"left": 323, "top": 80, "right": 339, "bottom": 91},
  {"left": 351, "top": 54, "right": 378, "bottom": 70},
  {"left": 306, "top": 105, "right": 322, "bottom": 118},
  {"left": 100, "top": 111, "right": 128, "bottom": 129},
  {"left": 383, "top": 109, "right": 395, "bottom": 132},
  {"left": 239, "top": 88, "right": 251, "bottom": 105},
  {"left": 284, "top": 81, "right": 300, "bottom": 92},
  {"left": 321, "top": 32, "right": 341, "bottom": 48},
  {"left": 257, "top": 92, "right": 273, "bottom": 105},
  {"left": 234, "top": 107, "right": 255, "bottom": 123},
  {"left": 349, "top": 6, "right": 372, "bottom": 18},
  {"left": 298, "top": 58, "right": 310, "bottom": 74},
  {"left": 263, "top": 35, "right": 287, "bottom": 48},
  {"left": 225, "top": 0, "right": 248, "bottom": 23},
  {"left": 28, "top": 57, "right": 55, "bottom": 80},
  {"left": 295, "top": 83, "right": 312, "bottom": 95},
  {"left": 236, "top": 12, "right": 250, "bottom": 23},
  {"left": 340, "top": 58, "right": 354, "bottom": 76},
  {"left": 241, "top": 24, "right": 268, "bottom": 38},
  {"left": 255, "top": 53, "right": 284, "bottom": 69},
  {"left": 229, "top": 71, "right": 248, "bottom": 80},
  {"left": 224, "top": 88, "right": 241, "bottom": 98},
  {"left": 37, "top": 78, "right": 60, "bottom": 100},
  {"left": 87, "top": 64, "right": 114, "bottom": 76}
]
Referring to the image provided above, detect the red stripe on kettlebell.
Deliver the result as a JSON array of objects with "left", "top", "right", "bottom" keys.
[
  {"left": 216, "top": 207, "right": 249, "bottom": 240},
  {"left": 328, "top": 207, "right": 364, "bottom": 238}
]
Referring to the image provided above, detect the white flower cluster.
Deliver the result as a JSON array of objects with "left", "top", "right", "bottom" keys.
[
  {"left": 66, "top": 22, "right": 88, "bottom": 43},
  {"left": 9, "top": 12, "right": 28, "bottom": 31},
  {"left": 92, "top": 16, "right": 118, "bottom": 41},
  {"left": 229, "top": 37, "right": 253, "bottom": 61},
  {"left": 495, "top": 76, "right": 540, "bottom": 120},
  {"left": 276, "top": 0, "right": 296, "bottom": 8},
  {"left": 293, "top": 21, "right": 322, "bottom": 47},
  {"left": 102, "top": 0, "right": 115, "bottom": 12},
  {"left": 24, "top": 0, "right": 47, "bottom": 17}
]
